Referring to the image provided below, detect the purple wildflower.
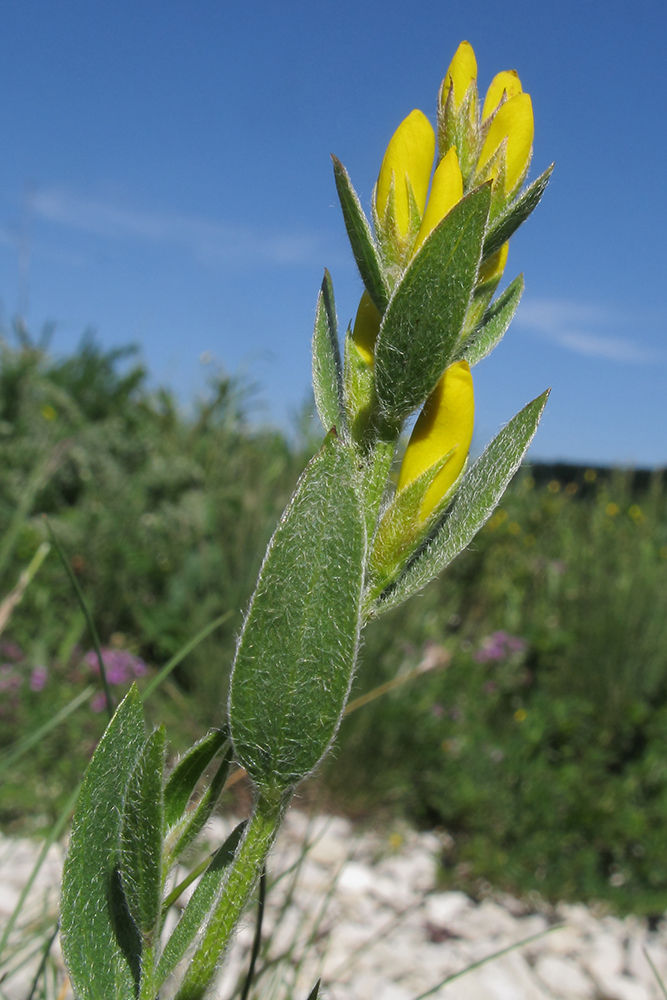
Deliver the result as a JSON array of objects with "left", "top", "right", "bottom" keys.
[
  {"left": 30, "top": 666, "right": 48, "bottom": 692},
  {"left": 90, "top": 691, "right": 108, "bottom": 713},
  {"left": 475, "top": 631, "right": 527, "bottom": 663},
  {"left": 84, "top": 648, "right": 148, "bottom": 685}
]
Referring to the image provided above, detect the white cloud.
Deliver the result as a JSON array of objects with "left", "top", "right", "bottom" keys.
[
  {"left": 515, "top": 298, "right": 662, "bottom": 364},
  {"left": 32, "top": 188, "right": 323, "bottom": 266}
]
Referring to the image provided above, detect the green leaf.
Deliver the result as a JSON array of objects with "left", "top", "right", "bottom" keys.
[
  {"left": 156, "top": 822, "right": 246, "bottom": 988},
  {"left": 305, "top": 980, "right": 322, "bottom": 1000},
  {"left": 483, "top": 165, "right": 553, "bottom": 259},
  {"left": 164, "top": 729, "right": 228, "bottom": 829},
  {"left": 312, "top": 270, "right": 345, "bottom": 433},
  {"left": 368, "top": 451, "right": 453, "bottom": 593},
  {"left": 456, "top": 274, "right": 524, "bottom": 367},
  {"left": 167, "top": 744, "right": 233, "bottom": 863},
  {"left": 332, "top": 156, "right": 389, "bottom": 313},
  {"left": 374, "top": 185, "right": 491, "bottom": 424},
  {"left": 369, "top": 390, "right": 549, "bottom": 617},
  {"left": 229, "top": 433, "right": 366, "bottom": 789},
  {"left": 60, "top": 686, "right": 146, "bottom": 1000},
  {"left": 119, "top": 726, "right": 165, "bottom": 944}
]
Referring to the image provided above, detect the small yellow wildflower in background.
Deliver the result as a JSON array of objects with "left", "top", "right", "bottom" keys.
[{"left": 628, "top": 504, "right": 645, "bottom": 524}]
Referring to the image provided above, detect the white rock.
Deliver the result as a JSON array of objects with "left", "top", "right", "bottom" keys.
[
  {"left": 534, "top": 954, "right": 595, "bottom": 998},
  {"left": 338, "top": 861, "right": 375, "bottom": 894},
  {"left": 580, "top": 931, "right": 625, "bottom": 980},
  {"left": 425, "top": 891, "right": 472, "bottom": 926},
  {"left": 446, "top": 899, "right": 520, "bottom": 940}
]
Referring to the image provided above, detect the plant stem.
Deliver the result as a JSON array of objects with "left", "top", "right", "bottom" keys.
[{"left": 174, "top": 788, "right": 287, "bottom": 1000}]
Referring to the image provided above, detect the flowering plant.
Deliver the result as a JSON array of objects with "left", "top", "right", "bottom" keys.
[{"left": 60, "top": 40, "right": 551, "bottom": 1000}]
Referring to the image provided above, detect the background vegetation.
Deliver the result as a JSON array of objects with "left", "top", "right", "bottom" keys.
[{"left": 2, "top": 329, "right": 667, "bottom": 915}]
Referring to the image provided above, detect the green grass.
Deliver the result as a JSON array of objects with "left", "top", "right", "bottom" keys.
[{"left": 2, "top": 327, "right": 667, "bottom": 913}]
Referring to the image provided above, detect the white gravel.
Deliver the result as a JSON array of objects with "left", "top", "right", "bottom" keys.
[{"left": 2, "top": 810, "right": 667, "bottom": 1000}]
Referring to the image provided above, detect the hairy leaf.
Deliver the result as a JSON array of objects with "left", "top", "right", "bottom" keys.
[
  {"left": 156, "top": 822, "right": 246, "bottom": 988},
  {"left": 164, "top": 729, "right": 228, "bottom": 829},
  {"left": 119, "top": 726, "right": 165, "bottom": 944},
  {"left": 167, "top": 744, "right": 233, "bottom": 863},
  {"left": 483, "top": 165, "right": 553, "bottom": 259},
  {"left": 229, "top": 433, "right": 366, "bottom": 789},
  {"left": 60, "top": 686, "right": 146, "bottom": 1000},
  {"left": 332, "top": 156, "right": 389, "bottom": 313},
  {"left": 375, "top": 185, "right": 491, "bottom": 423},
  {"left": 312, "top": 269, "right": 345, "bottom": 433},
  {"left": 457, "top": 274, "right": 524, "bottom": 367}
]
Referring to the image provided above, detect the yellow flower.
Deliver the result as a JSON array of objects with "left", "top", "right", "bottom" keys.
[
  {"left": 482, "top": 69, "right": 523, "bottom": 121},
  {"left": 351, "top": 289, "right": 382, "bottom": 365},
  {"left": 376, "top": 109, "right": 435, "bottom": 238},
  {"left": 397, "top": 360, "right": 474, "bottom": 521},
  {"left": 414, "top": 147, "right": 463, "bottom": 253},
  {"left": 478, "top": 241, "right": 508, "bottom": 285},
  {"left": 441, "top": 41, "right": 477, "bottom": 110},
  {"left": 477, "top": 92, "right": 534, "bottom": 193}
]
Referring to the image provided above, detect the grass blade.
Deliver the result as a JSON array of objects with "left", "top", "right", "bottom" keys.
[
  {"left": 408, "top": 925, "right": 561, "bottom": 1000},
  {"left": 643, "top": 947, "right": 667, "bottom": 1000},
  {"left": 0, "top": 541, "right": 51, "bottom": 637},
  {"left": 0, "top": 785, "right": 79, "bottom": 963},
  {"left": 0, "top": 685, "right": 95, "bottom": 778},
  {"left": 141, "top": 610, "right": 233, "bottom": 702},
  {"left": 44, "top": 516, "right": 113, "bottom": 721}
]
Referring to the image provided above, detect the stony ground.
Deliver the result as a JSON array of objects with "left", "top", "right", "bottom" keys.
[{"left": 2, "top": 810, "right": 667, "bottom": 1000}]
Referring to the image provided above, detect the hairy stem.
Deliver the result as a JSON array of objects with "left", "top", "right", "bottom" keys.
[{"left": 174, "top": 788, "right": 287, "bottom": 1000}]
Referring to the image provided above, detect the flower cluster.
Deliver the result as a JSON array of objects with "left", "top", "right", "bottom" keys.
[
  {"left": 475, "top": 630, "right": 527, "bottom": 664},
  {"left": 338, "top": 40, "right": 543, "bottom": 598},
  {"left": 84, "top": 648, "right": 147, "bottom": 684}
]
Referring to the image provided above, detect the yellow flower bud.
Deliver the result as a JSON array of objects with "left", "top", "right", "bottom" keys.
[
  {"left": 482, "top": 70, "right": 522, "bottom": 122},
  {"left": 441, "top": 41, "right": 477, "bottom": 111},
  {"left": 414, "top": 148, "right": 463, "bottom": 253},
  {"left": 351, "top": 289, "right": 382, "bottom": 366},
  {"left": 397, "top": 360, "right": 474, "bottom": 522},
  {"left": 376, "top": 109, "right": 435, "bottom": 238},
  {"left": 478, "top": 241, "right": 509, "bottom": 284},
  {"left": 477, "top": 92, "right": 534, "bottom": 193}
]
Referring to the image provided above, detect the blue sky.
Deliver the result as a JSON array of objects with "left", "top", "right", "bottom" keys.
[{"left": 0, "top": 0, "right": 665, "bottom": 465}]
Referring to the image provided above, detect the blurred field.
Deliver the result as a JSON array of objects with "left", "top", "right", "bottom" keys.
[{"left": 1, "top": 331, "right": 667, "bottom": 914}]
